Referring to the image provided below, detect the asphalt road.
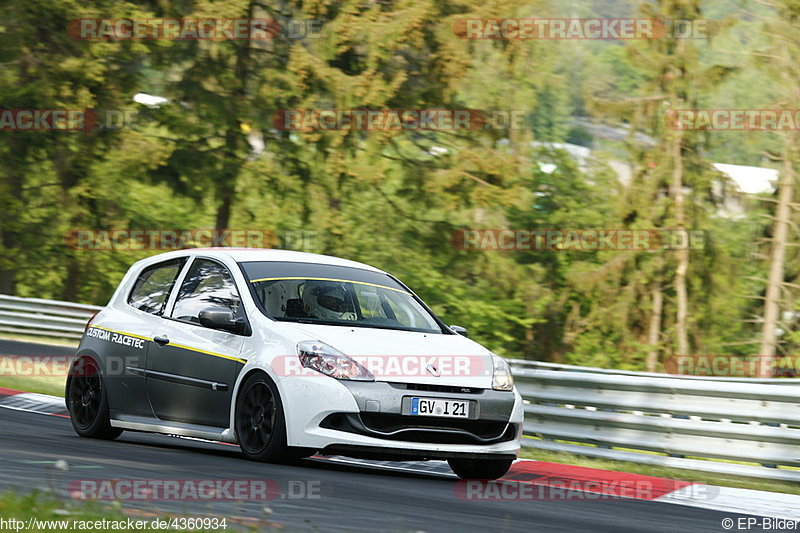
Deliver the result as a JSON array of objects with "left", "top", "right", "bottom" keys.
[
  {"left": 0, "top": 339, "right": 766, "bottom": 532},
  {"left": 2, "top": 407, "right": 767, "bottom": 532}
]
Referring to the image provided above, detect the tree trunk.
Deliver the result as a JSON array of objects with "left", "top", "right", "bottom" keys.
[
  {"left": 0, "top": 215, "right": 16, "bottom": 294},
  {"left": 757, "top": 135, "right": 795, "bottom": 377},
  {"left": 61, "top": 258, "right": 81, "bottom": 302},
  {"left": 215, "top": 127, "right": 238, "bottom": 230},
  {"left": 0, "top": 146, "right": 27, "bottom": 295},
  {"left": 645, "top": 283, "right": 663, "bottom": 372},
  {"left": 214, "top": 1, "right": 254, "bottom": 230},
  {"left": 672, "top": 127, "right": 690, "bottom": 357},
  {"left": 0, "top": 268, "right": 14, "bottom": 296}
]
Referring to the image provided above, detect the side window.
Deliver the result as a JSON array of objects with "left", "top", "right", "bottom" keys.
[
  {"left": 127, "top": 259, "right": 186, "bottom": 315},
  {"left": 171, "top": 259, "right": 242, "bottom": 325}
]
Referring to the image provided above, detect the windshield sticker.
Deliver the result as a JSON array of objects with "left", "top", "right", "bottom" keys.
[{"left": 248, "top": 276, "right": 410, "bottom": 295}]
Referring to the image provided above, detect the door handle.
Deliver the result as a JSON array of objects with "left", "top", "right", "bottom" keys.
[{"left": 153, "top": 335, "right": 169, "bottom": 346}]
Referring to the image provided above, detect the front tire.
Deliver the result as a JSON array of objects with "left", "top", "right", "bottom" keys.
[
  {"left": 235, "top": 372, "right": 314, "bottom": 463},
  {"left": 66, "top": 358, "right": 122, "bottom": 440},
  {"left": 448, "top": 458, "right": 514, "bottom": 480}
]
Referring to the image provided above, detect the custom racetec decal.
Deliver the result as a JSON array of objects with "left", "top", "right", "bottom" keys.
[
  {"left": 86, "top": 326, "right": 147, "bottom": 350},
  {"left": 86, "top": 325, "right": 246, "bottom": 364}
]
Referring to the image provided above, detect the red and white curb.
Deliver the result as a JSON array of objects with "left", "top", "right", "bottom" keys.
[
  {"left": 2, "top": 387, "right": 799, "bottom": 520},
  {"left": 502, "top": 461, "right": 800, "bottom": 520},
  {"left": 0, "top": 387, "right": 69, "bottom": 417},
  {"left": 657, "top": 484, "right": 800, "bottom": 521}
]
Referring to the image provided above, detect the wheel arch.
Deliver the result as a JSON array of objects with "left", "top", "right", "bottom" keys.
[
  {"left": 229, "top": 364, "right": 285, "bottom": 442},
  {"left": 64, "top": 351, "right": 102, "bottom": 409}
]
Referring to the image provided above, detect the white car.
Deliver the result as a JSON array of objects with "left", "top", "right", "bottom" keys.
[{"left": 66, "top": 248, "right": 523, "bottom": 479}]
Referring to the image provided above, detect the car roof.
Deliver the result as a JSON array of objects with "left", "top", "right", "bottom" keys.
[{"left": 135, "top": 248, "right": 386, "bottom": 274}]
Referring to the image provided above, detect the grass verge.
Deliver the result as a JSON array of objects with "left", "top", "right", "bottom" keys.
[
  {"left": 519, "top": 445, "right": 800, "bottom": 496},
  {"left": 0, "top": 356, "right": 67, "bottom": 397},
  {"left": 0, "top": 334, "right": 75, "bottom": 396}
]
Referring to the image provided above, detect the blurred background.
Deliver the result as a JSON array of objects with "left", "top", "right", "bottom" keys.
[{"left": 1, "top": 0, "right": 796, "bottom": 371}]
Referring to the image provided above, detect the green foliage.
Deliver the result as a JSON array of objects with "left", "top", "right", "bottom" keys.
[{"left": 0, "top": 0, "right": 793, "bottom": 366}]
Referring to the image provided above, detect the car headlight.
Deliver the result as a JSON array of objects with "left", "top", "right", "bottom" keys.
[
  {"left": 297, "top": 341, "right": 374, "bottom": 381},
  {"left": 491, "top": 355, "right": 514, "bottom": 391}
]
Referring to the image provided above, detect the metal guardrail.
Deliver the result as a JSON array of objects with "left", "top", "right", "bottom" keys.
[
  {"left": 510, "top": 359, "right": 800, "bottom": 482},
  {"left": 0, "top": 294, "right": 101, "bottom": 340},
  {"left": 509, "top": 359, "right": 798, "bottom": 384},
  {"left": 1, "top": 294, "right": 798, "bottom": 481}
]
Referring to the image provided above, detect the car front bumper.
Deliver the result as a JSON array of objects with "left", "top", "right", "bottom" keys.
[{"left": 279, "top": 376, "right": 523, "bottom": 458}]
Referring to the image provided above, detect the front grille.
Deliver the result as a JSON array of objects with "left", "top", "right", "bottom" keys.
[
  {"left": 388, "top": 382, "right": 483, "bottom": 394},
  {"left": 361, "top": 413, "right": 507, "bottom": 438},
  {"left": 321, "top": 412, "right": 516, "bottom": 445}
]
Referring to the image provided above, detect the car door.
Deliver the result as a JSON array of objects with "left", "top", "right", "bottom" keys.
[
  {"left": 100, "top": 257, "right": 187, "bottom": 417},
  {"left": 145, "top": 257, "right": 247, "bottom": 428}
]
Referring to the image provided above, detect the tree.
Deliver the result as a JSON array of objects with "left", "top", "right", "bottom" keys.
[
  {"left": 584, "top": 0, "right": 735, "bottom": 370},
  {"left": 754, "top": 0, "right": 800, "bottom": 376},
  {"left": 0, "top": 0, "right": 152, "bottom": 299}
]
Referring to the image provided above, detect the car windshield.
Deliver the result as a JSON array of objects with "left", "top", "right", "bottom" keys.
[{"left": 240, "top": 261, "right": 444, "bottom": 334}]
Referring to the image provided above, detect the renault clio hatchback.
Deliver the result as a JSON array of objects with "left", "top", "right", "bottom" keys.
[{"left": 66, "top": 249, "right": 523, "bottom": 479}]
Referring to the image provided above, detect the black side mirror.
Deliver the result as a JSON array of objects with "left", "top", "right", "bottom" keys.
[
  {"left": 199, "top": 307, "right": 246, "bottom": 334},
  {"left": 450, "top": 325, "right": 469, "bottom": 337}
]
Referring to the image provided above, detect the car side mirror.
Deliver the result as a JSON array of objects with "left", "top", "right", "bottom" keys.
[
  {"left": 450, "top": 325, "right": 469, "bottom": 337},
  {"left": 199, "top": 307, "right": 246, "bottom": 335}
]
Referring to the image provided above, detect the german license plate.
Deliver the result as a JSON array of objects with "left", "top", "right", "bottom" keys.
[{"left": 410, "top": 397, "right": 469, "bottom": 418}]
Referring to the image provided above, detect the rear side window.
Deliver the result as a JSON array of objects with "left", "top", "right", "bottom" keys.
[{"left": 127, "top": 259, "right": 186, "bottom": 315}]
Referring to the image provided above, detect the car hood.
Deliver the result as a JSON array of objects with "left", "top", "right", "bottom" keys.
[{"left": 280, "top": 323, "right": 495, "bottom": 388}]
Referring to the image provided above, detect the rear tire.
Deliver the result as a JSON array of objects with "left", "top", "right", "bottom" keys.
[
  {"left": 66, "top": 358, "right": 123, "bottom": 440},
  {"left": 235, "top": 372, "right": 315, "bottom": 463},
  {"left": 448, "top": 458, "right": 513, "bottom": 480}
]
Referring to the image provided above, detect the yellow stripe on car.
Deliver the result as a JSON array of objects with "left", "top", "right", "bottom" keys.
[
  {"left": 88, "top": 325, "right": 151, "bottom": 341},
  {"left": 87, "top": 325, "right": 247, "bottom": 364},
  {"left": 166, "top": 342, "right": 247, "bottom": 364}
]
